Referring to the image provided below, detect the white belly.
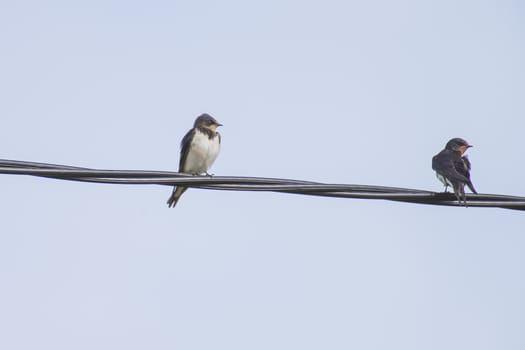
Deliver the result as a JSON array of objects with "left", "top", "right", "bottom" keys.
[{"left": 183, "top": 130, "right": 220, "bottom": 174}]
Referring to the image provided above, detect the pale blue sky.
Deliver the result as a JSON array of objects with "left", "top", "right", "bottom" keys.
[{"left": 0, "top": 1, "right": 524, "bottom": 349}]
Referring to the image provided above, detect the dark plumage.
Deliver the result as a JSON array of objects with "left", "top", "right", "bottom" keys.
[{"left": 432, "top": 138, "right": 477, "bottom": 205}]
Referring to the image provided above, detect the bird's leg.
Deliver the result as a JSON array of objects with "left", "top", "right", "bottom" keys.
[
  {"left": 461, "top": 189, "right": 468, "bottom": 207},
  {"left": 453, "top": 187, "right": 462, "bottom": 205},
  {"left": 453, "top": 185, "right": 468, "bottom": 207}
]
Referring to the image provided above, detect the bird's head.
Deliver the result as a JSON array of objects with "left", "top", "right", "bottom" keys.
[
  {"left": 445, "top": 138, "right": 472, "bottom": 155},
  {"left": 194, "top": 113, "right": 223, "bottom": 132}
]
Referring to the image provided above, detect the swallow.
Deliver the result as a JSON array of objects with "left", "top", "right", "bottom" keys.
[
  {"left": 432, "top": 137, "right": 477, "bottom": 205},
  {"left": 167, "top": 113, "right": 222, "bottom": 208}
]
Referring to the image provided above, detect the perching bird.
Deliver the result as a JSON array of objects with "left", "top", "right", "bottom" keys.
[
  {"left": 167, "top": 113, "right": 222, "bottom": 208},
  {"left": 432, "top": 138, "right": 477, "bottom": 205}
]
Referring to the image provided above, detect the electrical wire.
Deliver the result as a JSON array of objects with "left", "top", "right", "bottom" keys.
[{"left": 0, "top": 159, "right": 524, "bottom": 211}]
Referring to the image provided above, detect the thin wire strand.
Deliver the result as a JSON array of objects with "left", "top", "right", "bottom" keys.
[{"left": 0, "top": 159, "right": 523, "bottom": 211}]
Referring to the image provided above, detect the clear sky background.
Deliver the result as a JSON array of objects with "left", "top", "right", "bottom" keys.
[{"left": 0, "top": 1, "right": 524, "bottom": 349}]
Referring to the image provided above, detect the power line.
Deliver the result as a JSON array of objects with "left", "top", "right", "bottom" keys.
[{"left": 0, "top": 159, "right": 524, "bottom": 211}]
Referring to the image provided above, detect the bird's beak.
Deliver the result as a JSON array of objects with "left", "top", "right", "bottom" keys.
[
  {"left": 467, "top": 145, "right": 473, "bottom": 148},
  {"left": 216, "top": 122, "right": 223, "bottom": 127}
]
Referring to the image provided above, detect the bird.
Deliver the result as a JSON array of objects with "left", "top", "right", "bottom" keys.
[
  {"left": 167, "top": 113, "right": 222, "bottom": 208},
  {"left": 432, "top": 138, "right": 477, "bottom": 205}
]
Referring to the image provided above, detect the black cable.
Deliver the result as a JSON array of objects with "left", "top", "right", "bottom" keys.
[{"left": 0, "top": 159, "right": 523, "bottom": 211}]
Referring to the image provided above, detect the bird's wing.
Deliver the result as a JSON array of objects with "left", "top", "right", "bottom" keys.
[
  {"left": 455, "top": 156, "right": 472, "bottom": 179},
  {"left": 432, "top": 151, "right": 471, "bottom": 184},
  {"left": 456, "top": 155, "right": 477, "bottom": 194},
  {"left": 462, "top": 155, "right": 472, "bottom": 172},
  {"left": 179, "top": 128, "right": 196, "bottom": 171}
]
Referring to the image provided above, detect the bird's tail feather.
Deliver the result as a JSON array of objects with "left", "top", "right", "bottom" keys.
[
  {"left": 167, "top": 186, "right": 187, "bottom": 208},
  {"left": 466, "top": 181, "right": 477, "bottom": 194}
]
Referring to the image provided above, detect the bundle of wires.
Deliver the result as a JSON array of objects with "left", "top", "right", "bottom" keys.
[{"left": 0, "top": 159, "right": 524, "bottom": 211}]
